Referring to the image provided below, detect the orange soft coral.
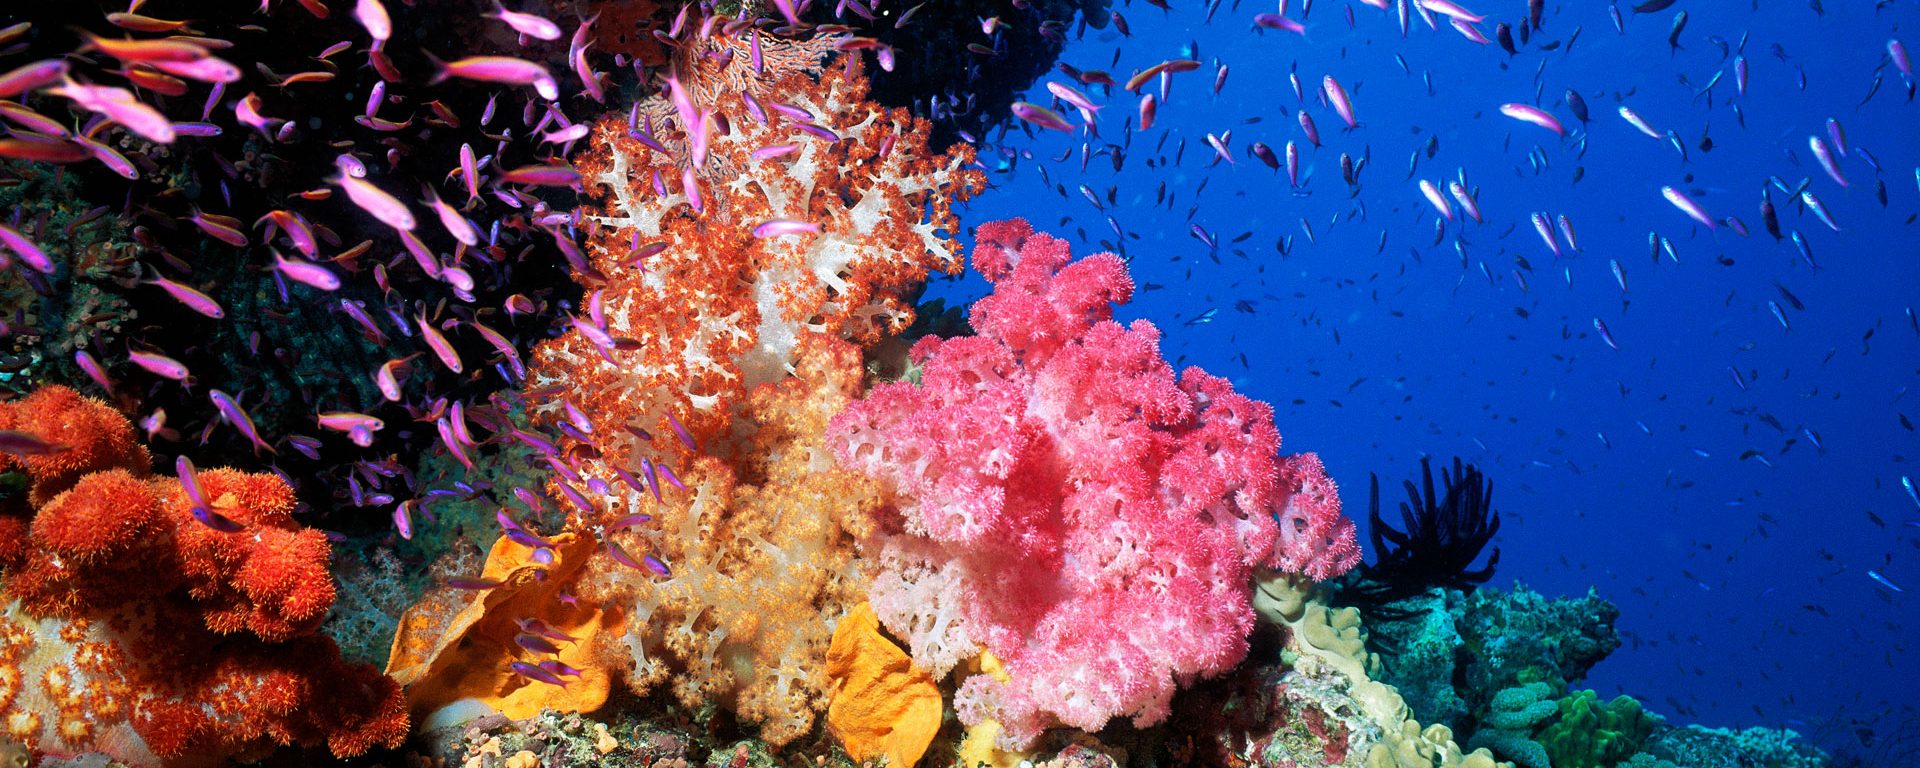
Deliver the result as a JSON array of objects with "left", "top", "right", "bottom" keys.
[
  {"left": 0, "top": 386, "right": 406, "bottom": 765},
  {"left": 531, "top": 51, "right": 980, "bottom": 451}
]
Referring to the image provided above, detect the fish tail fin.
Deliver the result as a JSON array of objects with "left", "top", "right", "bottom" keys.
[{"left": 422, "top": 50, "right": 451, "bottom": 86}]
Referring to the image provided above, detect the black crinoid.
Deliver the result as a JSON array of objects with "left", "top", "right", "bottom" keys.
[{"left": 1337, "top": 457, "right": 1502, "bottom": 621}]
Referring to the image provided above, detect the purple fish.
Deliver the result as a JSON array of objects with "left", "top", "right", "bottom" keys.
[
  {"left": 129, "top": 350, "right": 190, "bottom": 381},
  {"left": 1011, "top": 101, "right": 1074, "bottom": 132},
  {"left": 0, "top": 223, "right": 54, "bottom": 273},
  {"left": 1253, "top": 13, "right": 1305, "bottom": 34},
  {"left": 192, "top": 505, "right": 246, "bottom": 533},
  {"left": 514, "top": 632, "right": 562, "bottom": 655},
  {"left": 338, "top": 299, "right": 389, "bottom": 344},
  {"left": 1593, "top": 317, "right": 1619, "bottom": 350},
  {"left": 1808, "top": 135, "right": 1848, "bottom": 188},
  {"left": 74, "top": 350, "right": 115, "bottom": 392},
  {"left": 272, "top": 251, "right": 341, "bottom": 290},
  {"left": 0, "top": 430, "right": 65, "bottom": 457},
  {"left": 48, "top": 80, "right": 174, "bottom": 143},
  {"left": 335, "top": 169, "right": 415, "bottom": 231},
  {"left": 393, "top": 500, "right": 414, "bottom": 539},
  {"left": 416, "top": 314, "right": 463, "bottom": 373},
  {"left": 0, "top": 59, "right": 69, "bottom": 98},
  {"left": 1045, "top": 81, "right": 1102, "bottom": 115},
  {"left": 1499, "top": 103, "right": 1565, "bottom": 136},
  {"left": 751, "top": 219, "right": 821, "bottom": 238},
  {"left": 1800, "top": 191, "right": 1841, "bottom": 232},
  {"left": 209, "top": 389, "right": 275, "bottom": 455},
  {"left": 509, "top": 661, "right": 568, "bottom": 687},
  {"left": 146, "top": 275, "right": 226, "bottom": 319},
  {"left": 489, "top": 0, "right": 561, "bottom": 40}
]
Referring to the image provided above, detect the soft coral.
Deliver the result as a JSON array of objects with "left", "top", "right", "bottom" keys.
[{"left": 829, "top": 219, "right": 1360, "bottom": 748}]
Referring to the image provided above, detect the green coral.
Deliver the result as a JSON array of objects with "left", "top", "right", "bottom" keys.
[
  {"left": 1486, "top": 683, "right": 1560, "bottom": 731},
  {"left": 1468, "top": 682, "right": 1559, "bottom": 768},
  {"left": 1538, "top": 691, "right": 1659, "bottom": 768}
]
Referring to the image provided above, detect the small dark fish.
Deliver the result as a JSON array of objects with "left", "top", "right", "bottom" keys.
[
  {"left": 1859, "top": 73, "right": 1883, "bottom": 107},
  {"left": 1634, "top": 0, "right": 1677, "bottom": 12},
  {"left": 1496, "top": 23, "right": 1517, "bottom": 56},
  {"left": 1668, "top": 11, "right": 1688, "bottom": 53},
  {"left": 1772, "top": 281, "right": 1805, "bottom": 310},
  {"left": 1760, "top": 189, "right": 1783, "bottom": 240},
  {"left": 1566, "top": 89, "right": 1590, "bottom": 123}
]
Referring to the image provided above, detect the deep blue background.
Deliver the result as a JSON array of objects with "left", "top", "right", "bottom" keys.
[{"left": 934, "top": 0, "right": 1919, "bottom": 754}]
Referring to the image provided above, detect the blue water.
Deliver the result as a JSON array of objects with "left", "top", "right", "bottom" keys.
[{"left": 940, "top": 0, "right": 1919, "bottom": 755}]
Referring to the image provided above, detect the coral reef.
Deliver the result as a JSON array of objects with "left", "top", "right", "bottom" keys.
[
  {"left": 532, "top": 50, "right": 980, "bottom": 448},
  {"left": 0, "top": 386, "right": 405, "bottom": 765},
  {"left": 1200, "top": 573, "right": 1505, "bottom": 768},
  {"left": 1466, "top": 683, "right": 1558, "bottom": 768},
  {"left": 1367, "top": 584, "right": 1622, "bottom": 733},
  {"left": 1640, "top": 724, "right": 1830, "bottom": 768},
  {"left": 1358, "top": 583, "right": 1830, "bottom": 768},
  {"left": 829, "top": 219, "right": 1361, "bottom": 749}
]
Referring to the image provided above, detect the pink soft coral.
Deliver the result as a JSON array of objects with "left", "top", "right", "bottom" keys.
[{"left": 828, "top": 219, "right": 1360, "bottom": 748}]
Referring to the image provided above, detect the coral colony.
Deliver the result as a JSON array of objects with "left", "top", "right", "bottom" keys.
[{"left": 0, "top": 0, "right": 1862, "bottom": 767}]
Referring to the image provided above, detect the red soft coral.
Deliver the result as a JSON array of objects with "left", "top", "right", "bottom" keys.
[
  {"left": 828, "top": 220, "right": 1360, "bottom": 748},
  {"left": 0, "top": 386, "right": 405, "bottom": 765}
]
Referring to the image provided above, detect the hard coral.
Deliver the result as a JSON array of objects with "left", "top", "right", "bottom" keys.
[
  {"left": 0, "top": 386, "right": 405, "bottom": 765},
  {"left": 827, "top": 219, "right": 1361, "bottom": 749}
]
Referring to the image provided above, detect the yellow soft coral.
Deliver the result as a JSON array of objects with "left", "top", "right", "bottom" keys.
[
  {"left": 576, "top": 335, "right": 885, "bottom": 746},
  {"left": 386, "top": 533, "right": 620, "bottom": 723},
  {"left": 826, "top": 602, "right": 941, "bottom": 768}
]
